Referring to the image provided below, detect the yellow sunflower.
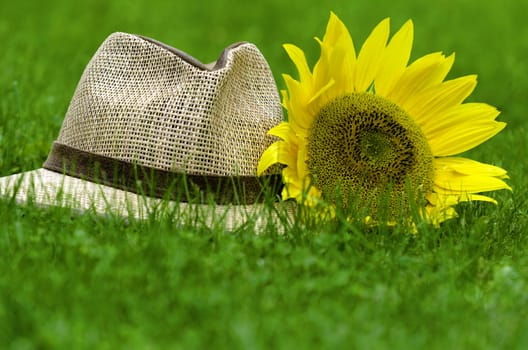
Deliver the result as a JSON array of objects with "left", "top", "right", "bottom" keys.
[{"left": 258, "top": 12, "right": 511, "bottom": 225}]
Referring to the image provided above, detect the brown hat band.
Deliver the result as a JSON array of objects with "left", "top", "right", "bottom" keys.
[{"left": 42, "top": 142, "right": 282, "bottom": 205}]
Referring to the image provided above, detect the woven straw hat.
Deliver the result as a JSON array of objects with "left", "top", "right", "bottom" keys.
[{"left": 0, "top": 32, "right": 287, "bottom": 229}]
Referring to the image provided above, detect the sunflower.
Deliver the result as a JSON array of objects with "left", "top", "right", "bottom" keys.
[{"left": 258, "top": 12, "right": 511, "bottom": 225}]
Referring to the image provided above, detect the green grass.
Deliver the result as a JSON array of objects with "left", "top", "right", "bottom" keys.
[{"left": 1, "top": 0, "right": 528, "bottom": 348}]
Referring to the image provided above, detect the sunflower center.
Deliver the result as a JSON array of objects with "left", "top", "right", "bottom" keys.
[
  {"left": 306, "top": 92, "right": 434, "bottom": 220},
  {"left": 359, "top": 130, "right": 396, "bottom": 166}
]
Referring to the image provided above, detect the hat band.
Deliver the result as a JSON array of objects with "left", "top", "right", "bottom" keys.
[{"left": 42, "top": 142, "right": 282, "bottom": 205}]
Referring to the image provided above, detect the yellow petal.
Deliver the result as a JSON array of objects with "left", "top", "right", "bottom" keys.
[
  {"left": 426, "top": 192, "right": 459, "bottom": 206},
  {"left": 296, "top": 143, "right": 309, "bottom": 180},
  {"left": 355, "top": 18, "right": 390, "bottom": 91},
  {"left": 282, "top": 74, "right": 308, "bottom": 106},
  {"left": 434, "top": 157, "right": 508, "bottom": 178},
  {"left": 375, "top": 20, "right": 414, "bottom": 97},
  {"left": 305, "top": 185, "right": 323, "bottom": 206},
  {"left": 428, "top": 192, "right": 498, "bottom": 206},
  {"left": 388, "top": 52, "right": 454, "bottom": 107},
  {"left": 421, "top": 103, "right": 500, "bottom": 142},
  {"left": 312, "top": 43, "right": 331, "bottom": 87},
  {"left": 428, "top": 121, "right": 506, "bottom": 156},
  {"left": 282, "top": 180, "right": 301, "bottom": 201},
  {"left": 282, "top": 74, "right": 313, "bottom": 135},
  {"left": 268, "top": 122, "right": 294, "bottom": 141},
  {"left": 282, "top": 177, "right": 300, "bottom": 201},
  {"left": 257, "top": 142, "right": 280, "bottom": 175},
  {"left": 257, "top": 141, "right": 296, "bottom": 175},
  {"left": 406, "top": 75, "right": 477, "bottom": 125},
  {"left": 322, "top": 43, "right": 354, "bottom": 95},
  {"left": 282, "top": 165, "right": 299, "bottom": 183},
  {"left": 433, "top": 171, "right": 512, "bottom": 194},
  {"left": 281, "top": 165, "right": 320, "bottom": 203},
  {"left": 459, "top": 194, "right": 498, "bottom": 204},
  {"left": 425, "top": 190, "right": 499, "bottom": 225},
  {"left": 307, "top": 78, "right": 336, "bottom": 109},
  {"left": 316, "top": 13, "right": 357, "bottom": 94},
  {"left": 280, "top": 89, "right": 289, "bottom": 109},
  {"left": 322, "top": 12, "right": 356, "bottom": 52},
  {"left": 283, "top": 44, "right": 313, "bottom": 88},
  {"left": 425, "top": 203, "right": 458, "bottom": 225}
]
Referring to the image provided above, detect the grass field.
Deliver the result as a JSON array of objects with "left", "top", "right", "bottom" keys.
[{"left": 1, "top": 0, "right": 528, "bottom": 348}]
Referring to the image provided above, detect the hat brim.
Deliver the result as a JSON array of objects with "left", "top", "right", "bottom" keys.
[{"left": 0, "top": 168, "right": 292, "bottom": 231}]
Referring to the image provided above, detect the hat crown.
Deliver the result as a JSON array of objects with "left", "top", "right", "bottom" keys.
[{"left": 57, "top": 32, "right": 282, "bottom": 176}]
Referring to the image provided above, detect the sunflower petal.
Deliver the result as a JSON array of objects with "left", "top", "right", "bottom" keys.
[
  {"left": 312, "top": 40, "right": 331, "bottom": 89},
  {"left": 280, "top": 89, "right": 289, "bottom": 109},
  {"left": 282, "top": 74, "right": 313, "bottom": 135},
  {"left": 460, "top": 194, "right": 498, "bottom": 204},
  {"left": 282, "top": 186, "right": 299, "bottom": 201},
  {"left": 355, "top": 18, "right": 390, "bottom": 91},
  {"left": 428, "top": 120, "right": 506, "bottom": 156},
  {"left": 282, "top": 165, "right": 298, "bottom": 183},
  {"left": 421, "top": 103, "right": 501, "bottom": 142},
  {"left": 268, "top": 122, "right": 294, "bottom": 140},
  {"left": 406, "top": 75, "right": 477, "bottom": 125},
  {"left": 282, "top": 74, "right": 308, "bottom": 105},
  {"left": 307, "top": 78, "right": 336, "bottom": 105},
  {"left": 425, "top": 203, "right": 458, "bottom": 225},
  {"left": 283, "top": 44, "right": 313, "bottom": 88},
  {"left": 388, "top": 52, "right": 455, "bottom": 107},
  {"left": 426, "top": 192, "right": 458, "bottom": 206},
  {"left": 326, "top": 42, "right": 355, "bottom": 95},
  {"left": 313, "top": 15, "right": 356, "bottom": 100},
  {"left": 428, "top": 192, "right": 498, "bottom": 206},
  {"left": 257, "top": 141, "right": 295, "bottom": 175},
  {"left": 434, "top": 157, "right": 508, "bottom": 178},
  {"left": 296, "top": 143, "right": 309, "bottom": 180},
  {"left": 322, "top": 12, "right": 356, "bottom": 52},
  {"left": 257, "top": 142, "right": 280, "bottom": 175},
  {"left": 433, "top": 172, "right": 512, "bottom": 194},
  {"left": 319, "top": 13, "right": 357, "bottom": 92},
  {"left": 375, "top": 20, "right": 414, "bottom": 96}
]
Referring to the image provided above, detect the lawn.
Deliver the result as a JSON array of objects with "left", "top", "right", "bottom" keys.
[{"left": 1, "top": 0, "right": 528, "bottom": 348}]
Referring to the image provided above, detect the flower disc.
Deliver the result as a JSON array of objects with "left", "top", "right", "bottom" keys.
[{"left": 307, "top": 92, "right": 434, "bottom": 219}]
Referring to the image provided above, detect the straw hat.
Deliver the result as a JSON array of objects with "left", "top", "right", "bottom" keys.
[{"left": 0, "top": 32, "right": 288, "bottom": 230}]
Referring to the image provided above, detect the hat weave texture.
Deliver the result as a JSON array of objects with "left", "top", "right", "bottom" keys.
[{"left": 58, "top": 32, "right": 282, "bottom": 176}]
